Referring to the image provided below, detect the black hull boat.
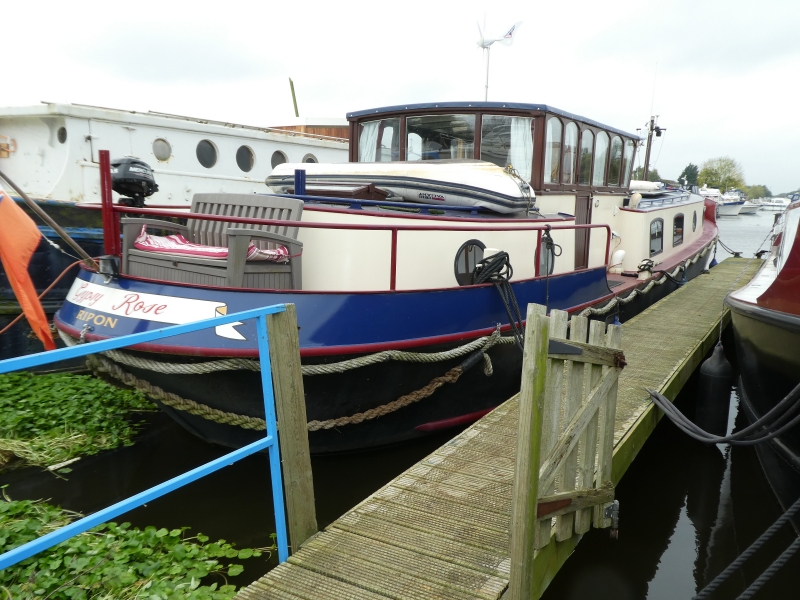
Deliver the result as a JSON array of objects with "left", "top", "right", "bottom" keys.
[
  {"left": 726, "top": 194, "right": 800, "bottom": 509},
  {"left": 53, "top": 101, "right": 718, "bottom": 453}
]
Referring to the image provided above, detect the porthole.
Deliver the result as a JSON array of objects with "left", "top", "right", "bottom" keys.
[
  {"left": 57, "top": 127, "right": 67, "bottom": 144},
  {"left": 693, "top": 211, "right": 698, "bottom": 232},
  {"left": 236, "top": 145, "right": 255, "bottom": 172},
  {"left": 271, "top": 150, "right": 288, "bottom": 169},
  {"left": 153, "top": 139, "right": 172, "bottom": 161},
  {"left": 302, "top": 153, "right": 318, "bottom": 164},
  {"left": 196, "top": 140, "right": 217, "bottom": 168},
  {"left": 539, "top": 239, "right": 556, "bottom": 275},
  {"left": 454, "top": 239, "right": 486, "bottom": 286}
]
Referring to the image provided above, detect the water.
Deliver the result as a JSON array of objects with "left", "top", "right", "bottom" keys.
[{"left": 2, "top": 208, "right": 795, "bottom": 596}]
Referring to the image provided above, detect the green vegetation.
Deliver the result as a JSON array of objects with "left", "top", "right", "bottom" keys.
[
  {"left": 0, "top": 495, "right": 272, "bottom": 599},
  {"left": 698, "top": 156, "right": 745, "bottom": 192},
  {"left": 0, "top": 372, "right": 156, "bottom": 470},
  {"left": 632, "top": 166, "right": 662, "bottom": 182},
  {"left": 678, "top": 163, "right": 699, "bottom": 186},
  {"left": 741, "top": 184, "right": 773, "bottom": 199}
]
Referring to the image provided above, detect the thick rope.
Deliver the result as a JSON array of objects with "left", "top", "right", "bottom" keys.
[
  {"left": 67, "top": 335, "right": 472, "bottom": 432},
  {"left": 59, "top": 327, "right": 510, "bottom": 378},
  {"left": 737, "top": 537, "right": 800, "bottom": 600}
]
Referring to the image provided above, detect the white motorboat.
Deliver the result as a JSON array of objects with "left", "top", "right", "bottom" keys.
[
  {"left": 761, "top": 197, "right": 791, "bottom": 211},
  {"left": 739, "top": 201, "right": 761, "bottom": 214},
  {"left": 701, "top": 185, "right": 743, "bottom": 216}
]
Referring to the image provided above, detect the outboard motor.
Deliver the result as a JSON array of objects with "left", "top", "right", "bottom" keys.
[{"left": 111, "top": 157, "right": 158, "bottom": 207}]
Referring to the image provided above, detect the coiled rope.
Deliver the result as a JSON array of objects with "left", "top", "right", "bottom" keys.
[{"left": 472, "top": 252, "right": 525, "bottom": 352}]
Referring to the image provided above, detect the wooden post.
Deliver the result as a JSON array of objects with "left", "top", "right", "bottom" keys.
[
  {"left": 574, "top": 320, "right": 606, "bottom": 533},
  {"left": 536, "top": 309, "right": 568, "bottom": 548},
  {"left": 267, "top": 303, "right": 317, "bottom": 551},
  {"left": 555, "top": 316, "right": 588, "bottom": 541},
  {"left": 508, "top": 304, "right": 549, "bottom": 600},
  {"left": 594, "top": 322, "right": 622, "bottom": 527}
]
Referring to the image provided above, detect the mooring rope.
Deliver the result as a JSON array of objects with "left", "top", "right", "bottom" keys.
[
  {"left": 579, "top": 241, "right": 714, "bottom": 318},
  {"left": 57, "top": 327, "right": 511, "bottom": 378},
  {"left": 58, "top": 330, "right": 488, "bottom": 432}
]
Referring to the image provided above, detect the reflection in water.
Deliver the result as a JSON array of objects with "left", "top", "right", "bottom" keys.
[
  {"left": 0, "top": 412, "right": 465, "bottom": 588},
  {"left": 542, "top": 376, "right": 800, "bottom": 600}
]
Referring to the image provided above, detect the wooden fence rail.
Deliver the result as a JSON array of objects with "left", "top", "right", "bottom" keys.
[{"left": 508, "top": 304, "right": 624, "bottom": 600}]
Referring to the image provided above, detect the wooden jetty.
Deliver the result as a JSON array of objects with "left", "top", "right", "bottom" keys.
[{"left": 237, "top": 257, "right": 761, "bottom": 600}]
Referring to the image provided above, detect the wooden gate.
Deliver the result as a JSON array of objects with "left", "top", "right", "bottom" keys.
[{"left": 508, "top": 304, "right": 624, "bottom": 600}]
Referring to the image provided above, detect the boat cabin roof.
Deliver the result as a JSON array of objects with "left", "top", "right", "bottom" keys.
[
  {"left": 345, "top": 101, "right": 640, "bottom": 194},
  {"left": 346, "top": 101, "right": 639, "bottom": 139}
]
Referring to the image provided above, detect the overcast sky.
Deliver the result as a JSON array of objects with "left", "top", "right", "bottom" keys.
[{"left": 5, "top": 0, "right": 798, "bottom": 192}]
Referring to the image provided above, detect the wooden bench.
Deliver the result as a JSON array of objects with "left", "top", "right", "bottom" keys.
[{"left": 121, "top": 193, "right": 303, "bottom": 289}]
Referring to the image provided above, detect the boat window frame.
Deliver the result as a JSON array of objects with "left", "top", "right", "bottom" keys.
[
  {"left": 562, "top": 121, "right": 579, "bottom": 185},
  {"left": 543, "top": 116, "right": 563, "bottom": 185},
  {"left": 673, "top": 213, "right": 684, "bottom": 247},
  {"left": 577, "top": 128, "right": 595, "bottom": 188},
  {"left": 607, "top": 135, "right": 623, "bottom": 187},
  {"left": 650, "top": 218, "right": 664, "bottom": 257}
]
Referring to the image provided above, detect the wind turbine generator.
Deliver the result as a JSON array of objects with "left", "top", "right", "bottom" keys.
[{"left": 477, "top": 20, "right": 522, "bottom": 101}]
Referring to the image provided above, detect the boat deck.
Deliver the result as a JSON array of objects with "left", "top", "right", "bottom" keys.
[{"left": 236, "top": 257, "right": 762, "bottom": 600}]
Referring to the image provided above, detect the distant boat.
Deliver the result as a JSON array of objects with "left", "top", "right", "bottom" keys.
[
  {"left": 740, "top": 201, "right": 761, "bottom": 215},
  {"left": 761, "top": 197, "right": 791, "bottom": 211},
  {"left": 701, "top": 185, "right": 742, "bottom": 216}
]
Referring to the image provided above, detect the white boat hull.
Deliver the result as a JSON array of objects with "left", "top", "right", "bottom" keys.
[
  {"left": 739, "top": 202, "right": 761, "bottom": 215},
  {"left": 717, "top": 201, "right": 744, "bottom": 216}
]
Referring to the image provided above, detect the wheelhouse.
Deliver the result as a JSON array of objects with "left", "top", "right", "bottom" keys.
[{"left": 347, "top": 102, "right": 638, "bottom": 195}]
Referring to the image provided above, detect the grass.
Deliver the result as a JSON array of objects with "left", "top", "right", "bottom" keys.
[
  {"left": 0, "top": 372, "right": 156, "bottom": 471},
  {"left": 0, "top": 493, "right": 273, "bottom": 599}
]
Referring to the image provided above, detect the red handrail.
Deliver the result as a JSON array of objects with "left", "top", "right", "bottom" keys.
[{"left": 102, "top": 204, "right": 611, "bottom": 291}]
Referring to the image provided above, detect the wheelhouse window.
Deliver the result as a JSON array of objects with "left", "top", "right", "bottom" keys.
[
  {"left": 578, "top": 130, "right": 593, "bottom": 185},
  {"left": 622, "top": 139, "right": 635, "bottom": 187},
  {"left": 406, "top": 114, "right": 475, "bottom": 161},
  {"left": 674, "top": 214, "right": 684, "bottom": 246},
  {"left": 562, "top": 122, "right": 578, "bottom": 184},
  {"left": 593, "top": 132, "right": 609, "bottom": 186},
  {"left": 544, "top": 117, "right": 562, "bottom": 184},
  {"left": 607, "top": 136, "right": 623, "bottom": 186},
  {"left": 480, "top": 115, "right": 534, "bottom": 181},
  {"left": 650, "top": 218, "right": 664, "bottom": 256},
  {"left": 358, "top": 118, "right": 400, "bottom": 162}
]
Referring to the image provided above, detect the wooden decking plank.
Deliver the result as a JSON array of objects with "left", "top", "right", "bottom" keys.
[
  {"left": 290, "top": 535, "right": 496, "bottom": 600},
  {"left": 302, "top": 531, "right": 508, "bottom": 599},
  {"left": 373, "top": 486, "right": 510, "bottom": 534},
  {"left": 341, "top": 500, "right": 510, "bottom": 553},
  {"left": 237, "top": 562, "right": 390, "bottom": 599},
  {"left": 329, "top": 517, "right": 510, "bottom": 577}
]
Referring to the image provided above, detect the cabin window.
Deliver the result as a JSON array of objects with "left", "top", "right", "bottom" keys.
[
  {"left": 607, "top": 136, "right": 623, "bottom": 186},
  {"left": 544, "top": 118, "right": 562, "bottom": 184},
  {"left": 358, "top": 118, "right": 400, "bottom": 162},
  {"left": 196, "top": 140, "right": 217, "bottom": 169},
  {"left": 406, "top": 114, "right": 475, "bottom": 161},
  {"left": 562, "top": 122, "right": 578, "bottom": 184},
  {"left": 622, "top": 139, "right": 635, "bottom": 187},
  {"left": 650, "top": 218, "right": 664, "bottom": 256},
  {"left": 593, "top": 132, "right": 609, "bottom": 186},
  {"left": 480, "top": 115, "right": 533, "bottom": 181},
  {"left": 693, "top": 211, "right": 697, "bottom": 232},
  {"left": 673, "top": 214, "right": 684, "bottom": 246},
  {"left": 303, "top": 154, "right": 318, "bottom": 163},
  {"left": 153, "top": 139, "right": 171, "bottom": 161},
  {"left": 57, "top": 127, "right": 67, "bottom": 144},
  {"left": 271, "top": 151, "right": 287, "bottom": 168},
  {"left": 578, "top": 130, "right": 593, "bottom": 185},
  {"left": 454, "top": 239, "right": 485, "bottom": 286},
  {"left": 236, "top": 145, "right": 255, "bottom": 172}
]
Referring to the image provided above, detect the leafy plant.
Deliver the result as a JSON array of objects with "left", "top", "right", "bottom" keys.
[
  {"left": 0, "top": 495, "right": 273, "bottom": 599},
  {"left": 0, "top": 372, "right": 156, "bottom": 470}
]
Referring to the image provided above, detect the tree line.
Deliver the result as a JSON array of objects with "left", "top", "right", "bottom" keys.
[{"left": 634, "top": 157, "right": 778, "bottom": 198}]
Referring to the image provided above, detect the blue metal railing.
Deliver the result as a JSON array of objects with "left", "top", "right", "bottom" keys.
[{"left": 0, "top": 304, "right": 290, "bottom": 570}]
